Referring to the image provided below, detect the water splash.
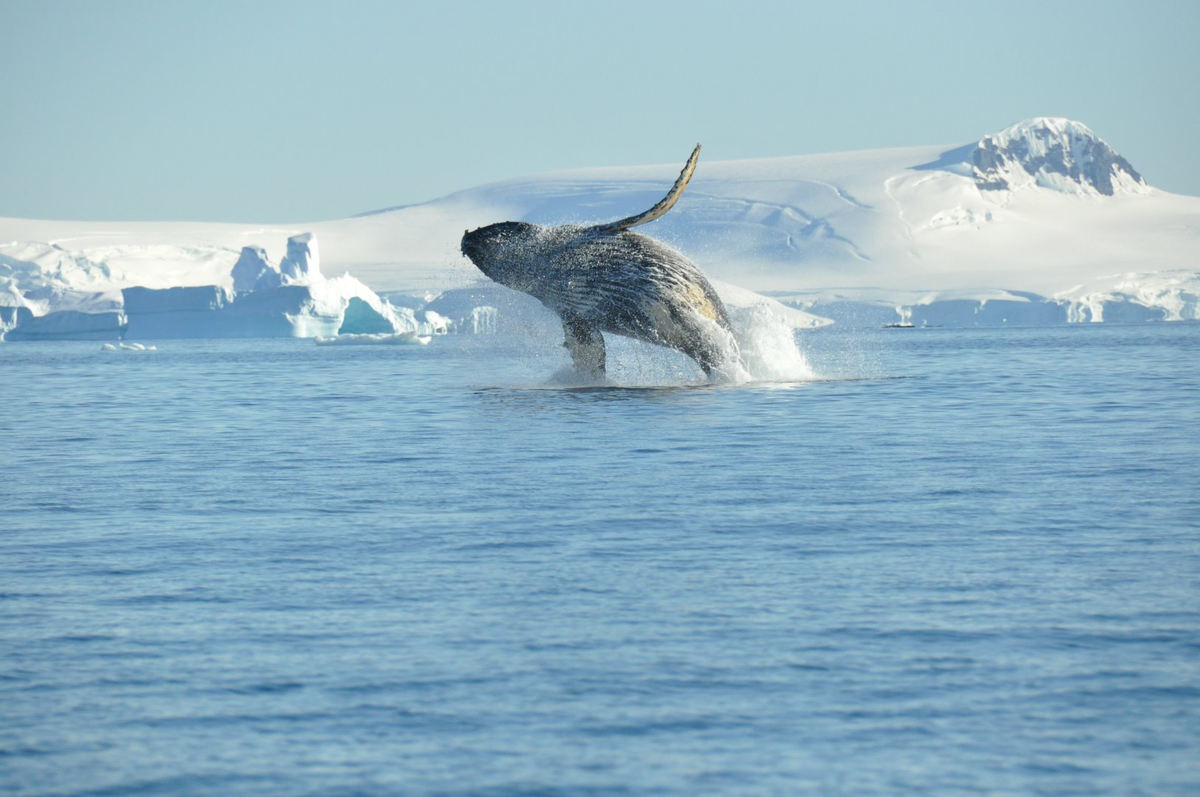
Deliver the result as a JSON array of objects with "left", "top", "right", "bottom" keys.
[
  {"left": 448, "top": 291, "right": 818, "bottom": 388},
  {"left": 728, "top": 304, "right": 816, "bottom": 383},
  {"left": 536, "top": 304, "right": 815, "bottom": 389}
]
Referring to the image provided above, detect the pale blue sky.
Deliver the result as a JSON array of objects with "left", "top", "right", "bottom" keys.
[{"left": 2, "top": 0, "right": 1197, "bottom": 222}]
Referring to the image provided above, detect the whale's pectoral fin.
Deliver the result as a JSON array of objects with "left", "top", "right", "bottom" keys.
[
  {"left": 562, "top": 318, "right": 606, "bottom": 376},
  {"left": 594, "top": 144, "right": 700, "bottom": 233}
]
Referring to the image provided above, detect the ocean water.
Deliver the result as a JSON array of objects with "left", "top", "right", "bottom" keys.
[{"left": 1, "top": 323, "right": 1198, "bottom": 795}]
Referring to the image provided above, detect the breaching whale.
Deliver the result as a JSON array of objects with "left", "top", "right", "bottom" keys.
[{"left": 460, "top": 145, "right": 741, "bottom": 379}]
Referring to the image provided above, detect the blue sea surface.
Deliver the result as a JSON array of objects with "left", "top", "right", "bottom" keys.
[{"left": 1, "top": 324, "right": 1198, "bottom": 795}]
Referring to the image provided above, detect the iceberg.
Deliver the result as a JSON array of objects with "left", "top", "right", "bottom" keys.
[
  {"left": 1, "top": 305, "right": 34, "bottom": 339},
  {"left": 314, "top": 332, "right": 431, "bottom": 346},
  {"left": 120, "top": 284, "right": 340, "bottom": 339},
  {"left": 6, "top": 310, "right": 127, "bottom": 341},
  {"left": 231, "top": 246, "right": 281, "bottom": 294},
  {"left": 280, "top": 232, "right": 319, "bottom": 283},
  {"left": 338, "top": 296, "right": 396, "bottom": 335},
  {"left": 115, "top": 235, "right": 423, "bottom": 339},
  {"left": 100, "top": 342, "right": 156, "bottom": 352},
  {"left": 122, "top": 285, "right": 230, "bottom": 338}
]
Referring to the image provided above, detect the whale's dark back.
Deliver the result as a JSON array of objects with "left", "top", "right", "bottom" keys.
[{"left": 526, "top": 228, "right": 731, "bottom": 341}]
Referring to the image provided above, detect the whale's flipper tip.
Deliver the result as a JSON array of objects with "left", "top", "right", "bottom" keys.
[{"left": 595, "top": 144, "right": 702, "bottom": 233}]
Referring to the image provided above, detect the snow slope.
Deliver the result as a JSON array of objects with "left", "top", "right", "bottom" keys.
[{"left": 1, "top": 117, "right": 1197, "bottom": 329}]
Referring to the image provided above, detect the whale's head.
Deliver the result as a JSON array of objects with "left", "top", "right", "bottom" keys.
[{"left": 461, "top": 221, "right": 543, "bottom": 291}]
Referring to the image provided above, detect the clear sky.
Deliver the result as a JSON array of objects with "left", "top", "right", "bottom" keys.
[{"left": 2, "top": 0, "right": 1197, "bottom": 222}]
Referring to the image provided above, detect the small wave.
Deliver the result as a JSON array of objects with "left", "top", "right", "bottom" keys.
[
  {"left": 314, "top": 332, "right": 431, "bottom": 346},
  {"left": 100, "top": 342, "right": 156, "bottom": 352},
  {"left": 222, "top": 681, "right": 305, "bottom": 695}
]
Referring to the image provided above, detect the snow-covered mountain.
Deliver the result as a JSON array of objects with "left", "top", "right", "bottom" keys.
[
  {"left": 2, "top": 116, "right": 1197, "bottom": 337},
  {"left": 970, "top": 117, "right": 1147, "bottom": 196}
]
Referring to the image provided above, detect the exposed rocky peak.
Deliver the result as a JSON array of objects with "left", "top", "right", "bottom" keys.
[{"left": 972, "top": 117, "right": 1147, "bottom": 196}]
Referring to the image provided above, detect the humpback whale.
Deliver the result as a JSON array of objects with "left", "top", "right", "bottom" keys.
[{"left": 460, "top": 145, "right": 741, "bottom": 379}]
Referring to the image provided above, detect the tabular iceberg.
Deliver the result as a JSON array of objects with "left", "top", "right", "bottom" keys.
[
  {"left": 1, "top": 232, "right": 431, "bottom": 341},
  {"left": 5, "top": 310, "right": 128, "bottom": 341}
]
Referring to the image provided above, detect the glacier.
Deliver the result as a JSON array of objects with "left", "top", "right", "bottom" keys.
[{"left": 0, "top": 117, "right": 1196, "bottom": 344}]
